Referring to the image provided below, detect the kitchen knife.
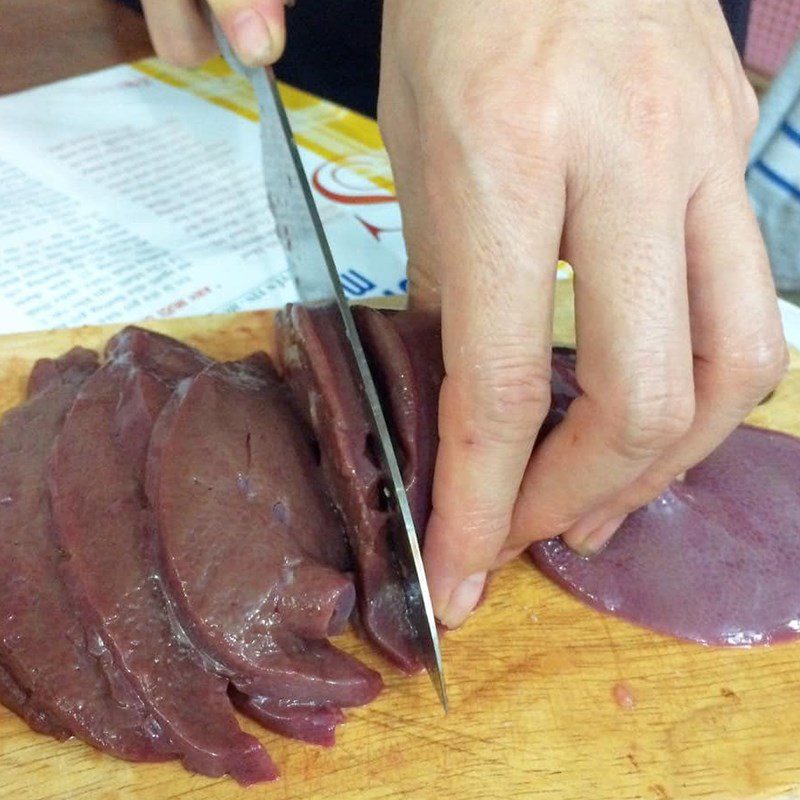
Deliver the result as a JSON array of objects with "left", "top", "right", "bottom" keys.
[{"left": 207, "top": 13, "right": 447, "bottom": 710}]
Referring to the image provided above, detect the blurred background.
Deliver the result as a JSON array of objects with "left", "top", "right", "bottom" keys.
[{"left": 2, "top": 0, "right": 800, "bottom": 300}]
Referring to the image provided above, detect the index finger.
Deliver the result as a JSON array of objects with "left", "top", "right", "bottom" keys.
[{"left": 421, "top": 140, "right": 566, "bottom": 629}]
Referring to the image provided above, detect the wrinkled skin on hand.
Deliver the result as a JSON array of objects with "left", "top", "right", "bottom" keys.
[
  {"left": 379, "top": 0, "right": 786, "bottom": 628},
  {"left": 145, "top": 0, "right": 788, "bottom": 631}
]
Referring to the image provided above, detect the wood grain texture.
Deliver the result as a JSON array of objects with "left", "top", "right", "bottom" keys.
[
  {"left": 0, "top": 281, "right": 799, "bottom": 800},
  {"left": 0, "top": 0, "right": 152, "bottom": 95}
]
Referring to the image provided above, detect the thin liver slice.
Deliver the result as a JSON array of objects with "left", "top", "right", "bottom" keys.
[
  {"left": 146, "top": 353, "right": 383, "bottom": 707},
  {"left": 0, "top": 660, "right": 70, "bottom": 740},
  {"left": 0, "top": 348, "right": 174, "bottom": 761},
  {"left": 231, "top": 690, "right": 345, "bottom": 747},
  {"left": 530, "top": 422, "right": 800, "bottom": 646},
  {"left": 49, "top": 340, "right": 275, "bottom": 783},
  {"left": 353, "top": 307, "right": 444, "bottom": 546},
  {"left": 276, "top": 305, "right": 417, "bottom": 672},
  {"left": 276, "top": 305, "right": 445, "bottom": 673}
]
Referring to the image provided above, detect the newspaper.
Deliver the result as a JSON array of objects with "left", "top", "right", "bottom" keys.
[
  {"left": 0, "top": 59, "right": 407, "bottom": 334},
  {"left": 0, "top": 57, "right": 798, "bottom": 350}
]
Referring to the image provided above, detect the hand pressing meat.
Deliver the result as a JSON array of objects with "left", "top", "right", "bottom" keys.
[
  {"left": 142, "top": 0, "right": 787, "bottom": 633},
  {"left": 335, "top": 311, "right": 800, "bottom": 650},
  {"left": 529, "top": 351, "right": 800, "bottom": 648},
  {"left": 336, "top": 314, "right": 800, "bottom": 651}
]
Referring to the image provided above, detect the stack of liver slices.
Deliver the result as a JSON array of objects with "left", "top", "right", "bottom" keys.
[
  {"left": 2, "top": 305, "right": 800, "bottom": 783},
  {"left": 0, "top": 309, "right": 442, "bottom": 783}
]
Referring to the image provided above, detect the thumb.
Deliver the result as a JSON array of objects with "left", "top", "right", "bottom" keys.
[{"left": 209, "top": 0, "right": 289, "bottom": 66}]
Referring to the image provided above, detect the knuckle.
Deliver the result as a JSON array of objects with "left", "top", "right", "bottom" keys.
[
  {"left": 451, "top": 351, "right": 552, "bottom": 447},
  {"left": 721, "top": 337, "right": 789, "bottom": 399},
  {"left": 708, "top": 69, "right": 736, "bottom": 123},
  {"left": 623, "top": 68, "right": 683, "bottom": 148},
  {"left": 442, "top": 72, "right": 565, "bottom": 162},
  {"left": 606, "top": 386, "right": 695, "bottom": 460},
  {"left": 430, "top": 507, "right": 507, "bottom": 568}
]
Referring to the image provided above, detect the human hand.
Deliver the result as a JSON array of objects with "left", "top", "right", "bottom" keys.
[
  {"left": 141, "top": 0, "right": 289, "bottom": 69},
  {"left": 379, "top": 0, "right": 788, "bottom": 629}
]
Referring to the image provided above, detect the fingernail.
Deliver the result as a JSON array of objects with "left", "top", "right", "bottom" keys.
[
  {"left": 567, "top": 515, "right": 626, "bottom": 558},
  {"left": 439, "top": 572, "right": 487, "bottom": 629},
  {"left": 231, "top": 10, "right": 273, "bottom": 65}
]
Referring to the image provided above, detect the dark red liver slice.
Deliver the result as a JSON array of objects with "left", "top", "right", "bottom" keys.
[
  {"left": 0, "top": 348, "right": 174, "bottom": 761},
  {"left": 276, "top": 306, "right": 445, "bottom": 673},
  {"left": 49, "top": 337, "right": 275, "bottom": 784},
  {"left": 146, "top": 353, "right": 382, "bottom": 708},
  {"left": 353, "top": 307, "right": 444, "bottom": 538},
  {"left": 0, "top": 661, "right": 69, "bottom": 740},
  {"left": 230, "top": 690, "right": 345, "bottom": 747}
]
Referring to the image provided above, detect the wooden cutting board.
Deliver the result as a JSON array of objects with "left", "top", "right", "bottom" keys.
[{"left": 1, "top": 280, "right": 799, "bottom": 800}]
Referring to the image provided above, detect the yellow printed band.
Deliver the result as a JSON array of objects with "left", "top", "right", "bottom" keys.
[
  {"left": 133, "top": 56, "right": 572, "bottom": 280},
  {"left": 133, "top": 57, "right": 394, "bottom": 192}
]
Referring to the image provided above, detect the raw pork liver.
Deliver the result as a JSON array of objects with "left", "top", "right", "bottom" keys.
[
  {"left": 531, "top": 429, "right": 800, "bottom": 645},
  {"left": 146, "top": 352, "right": 383, "bottom": 707},
  {"left": 525, "top": 350, "right": 800, "bottom": 646},
  {"left": 276, "top": 305, "right": 444, "bottom": 673},
  {"left": 354, "top": 307, "right": 443, "bottom": 536},
  {"left": 230, "top": 690, "right": 345, "bottom": 747},
  {"left": 49, "top": 333, "right": 275, "bottom": 783},
  {"left": 0, "top": 348, "right": 174, "bottom": 761},
  {"left": 0, "top": 661, "right": 69, "bottom": 740}
]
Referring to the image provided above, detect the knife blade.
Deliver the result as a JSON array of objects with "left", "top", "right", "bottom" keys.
[{"left": 208, "top": 14, "right": 447, "bottom": 710}]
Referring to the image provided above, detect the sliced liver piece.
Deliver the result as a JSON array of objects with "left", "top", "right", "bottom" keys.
[
  {"left": 353, "top": 307, "right": 444, "bottom": 542},
  {"left": 276, "top": 305, "right": 444, "bottom": 673},
  {"left": 49, "top": 341, "right": 275, "bottom": 783},
  {"left": 0, "top": 348, "right": 174, "bottom": 762},
  {"left": 0, "top": 662, "right": 70, "bottom": 740},
  {"left": 530, "top": 422, "right": 800, "bottom": 646},
  {"left": 146, "top": 353, "right": 382, "bottom": 707},
  {"left": 231, "top": 690, "right": 345, "bottom": 747}
]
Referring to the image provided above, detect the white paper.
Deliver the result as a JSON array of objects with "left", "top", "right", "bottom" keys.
[
  {"left": 0, "top": 65, "right": 407, "bottom": 334},
  {"left": 1, "top": 63, "right": 799, "bottom": 353}
]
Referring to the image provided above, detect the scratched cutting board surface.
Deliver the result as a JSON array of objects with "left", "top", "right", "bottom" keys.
[{"left": 0, "top": 281, "right": 799, "bottom": 800}]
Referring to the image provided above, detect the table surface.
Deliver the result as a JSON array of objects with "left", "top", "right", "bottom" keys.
[
  {"left": 1, "top": 287, "right": 800, "bottom": 800},
  {"left": 0, "top": 0, "right": 153, "bottom": 96}
]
